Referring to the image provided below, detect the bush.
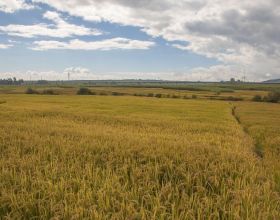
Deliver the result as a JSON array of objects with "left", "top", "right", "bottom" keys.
[
  {"left": 42, "top": 89, "right": 56, "bottom": 95},
  {"left": 192, "top": 95, "right": 197, "bottom": 99},
  {"left": 224, "top": 96, "right": 243, "bottom": 101},
  {"left": 155, "top": 94, "right": 162, "bottom": 98},
  {"left": 112, "top": 92, "right": 124, "bottom": 96},
  {"left": 147, "top": 93, "right": 154, "bottom": 97},
  {"left": 25, "top": 88, "right": 39, "bottom": 94},
  {"left": 77, "top": 88, "right": 92, "bottom": 95},
  {"left": 252, "top": 95, "right": 263, "bottom": 102},
  {"left": 99, "top": 92, "right": 108, "bottom": 96},
  {"left": 183, "top": 96, "right": 190, "bottom": 99},
  {"left": 264, "top": 91, "right": 280, "bottom": 103},
  {"left": 172, "top": 95, "right": 180, "bottom": 99}
]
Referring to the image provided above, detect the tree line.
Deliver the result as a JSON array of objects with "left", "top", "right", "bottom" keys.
[{"left": 0, "top": 77, "right": 24, "bottom": 85}]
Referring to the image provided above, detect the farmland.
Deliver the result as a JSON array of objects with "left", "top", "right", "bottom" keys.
[
  {"left": 0, "top": 82, "right": 277, "bottom": 101},
  {"left": 0, "top": 84, "right": 280, "bottom": 219}
]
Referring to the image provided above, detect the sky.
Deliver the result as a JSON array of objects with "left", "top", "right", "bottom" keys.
[{"left": 0, "top": 0, "right": 279, "bottom": 81}]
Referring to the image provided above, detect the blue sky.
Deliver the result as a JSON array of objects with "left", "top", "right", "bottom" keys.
[{"left": 0, "top": 0, "right": 279, "bottom": 81}]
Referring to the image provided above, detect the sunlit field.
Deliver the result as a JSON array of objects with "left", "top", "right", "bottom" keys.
[
  {"left": 1, "top": 0, "right": 280, "bottom": 218},
  {"left": 235, "top": 102, "right": 280, "bottom": 192},
  {"left": 0, "top": 94, "right": 279, "bottom": 219}
]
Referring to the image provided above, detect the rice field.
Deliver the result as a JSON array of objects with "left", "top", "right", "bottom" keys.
[
  {"left": 0, "top": 94, "right": 279, "bottom": 219},
  {"left": 235, "top": 102, "right": 280, "bottom": 193}
]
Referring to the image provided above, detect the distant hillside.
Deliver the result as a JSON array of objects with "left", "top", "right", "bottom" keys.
[{"left": 263, "top": 79, "right": 280, "bottom": 83}]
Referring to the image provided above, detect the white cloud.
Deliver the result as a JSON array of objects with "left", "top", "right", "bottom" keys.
[
  {"left": 0, "top": 43, "right": 13, "bottom": 49},
  {"left": 1, "top": 64, "right": 278, "bottom": 82},
  {"left": 32, "top": 0, "right": 280, "bottom": 80},
  {"left": 0, "top": 0, "right": 33, "bottom": 13},
  {"left": 0, "top": 11, "right": 102, "bottom": 38},
  {"left": 31, "top": 38, "right": 155, "bottom": 51},
  {"left": 1, "top": 0, "right": 280, "bottom": 81}
]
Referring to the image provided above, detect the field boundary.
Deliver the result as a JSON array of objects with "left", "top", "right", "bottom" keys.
[{"left": 231, "top": 104, "right": 264, "bottom": 158}]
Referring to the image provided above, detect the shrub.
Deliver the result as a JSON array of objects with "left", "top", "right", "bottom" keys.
[
  {"left": 192, "top": 94, "right": 197, "bottom": 99},
  {"left": 225, "top": 96, "right": 243, "bottom": 101},
  {"left": 42, "top": 89, "right": 56, "bottom": 95},
  {"left": 25, "top": 88, "right": 39, "bottom": 94},
  {"left": 172, "top": 94, "right": 180, "bottom": 99},
  {"left": 183, "top": 96, "right": 190, "bottom": 99},
  {"left": 155, "top": 94, "right": 162, "bottom": 98},
  {"left": 220, "top": 89, "right": 234, "bottom": 93},
  {"left": 252, "top": 95, "right": 263, "bottom": 102},
  {"left": 99, "top": 92, "right": 108, "bottom": 96},
  {"left": 264, "top": 91, "right": 280, "bottom": 103},
  {"left": 112, "top": 92, "right": 124, "bottom": 96},
  {"left": 134, "top": 93, "right": 145, "bottom": 97},
  {"left": 147, "top": 93, "right": 154, "bottom": 97},
  {"left": 77, "top": 88, "right": 92, "bottom": 95}
]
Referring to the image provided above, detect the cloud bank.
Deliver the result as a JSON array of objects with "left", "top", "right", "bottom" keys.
[
  {"left": 0, "top": 0, "right": 33, "bottom": 13},
  {"left": 0, "top": 0, "right": 280, "bottom": 81},
  {"left": 0, "top": 11, "right": 102, "bottom": 38},
  {"left": 32, "top": 38, "right": 155, "bottom": 51},
  {"left": 0, "top": 43, "right": 13, "bottom": 49},
  {"left": 30, "top": 0, "right": 280, "bottom": 80}
]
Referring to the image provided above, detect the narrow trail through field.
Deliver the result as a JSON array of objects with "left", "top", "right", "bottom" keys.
[{"left": 230, "top": 103, "right": 264, "bottom": 158}]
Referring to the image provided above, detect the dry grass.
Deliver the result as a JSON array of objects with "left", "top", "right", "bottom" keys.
[{"left": 0, "top": 95, "right": 279, "bottom": 219}]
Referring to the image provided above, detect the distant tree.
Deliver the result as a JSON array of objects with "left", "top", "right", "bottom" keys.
[
  {"left": 252, "top": 95, "right": 263, "bottom": 102},
  {"left": 42, "top": 89, "right": 56, "bottom": 95},
  {"left": 25, "top": 88, "right": 39, "bottom": 94},
  {"left": 172, "top": 94, "right": 180, "bottom": 99},
  {"left": 263, "top": 91, "right": 280, "bottom": 103},
  {"left": 0, "top": 77, "right": 24, "bottom": 85},
  {"left": 112, "top": 92, "right": 123, "bottom": 96},
  {"left": 77, "top": 88, "right": 92, "bottom": 95},
  {"left": 230, "top": 78, "right": 236, "bottom": 83},
  {"left": 155, "top": 94, "right": 162, "bottom": 98},
  {"left": 192, "top": 94, "right": 197, "bottom": 99}
]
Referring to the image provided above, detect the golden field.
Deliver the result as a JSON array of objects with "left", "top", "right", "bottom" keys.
[
  {"left": 0, "top": 94, "right": 280, "bottom": 219},
  {"left": 235, "top": 102, "right": 280, "bottom": 193}
]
